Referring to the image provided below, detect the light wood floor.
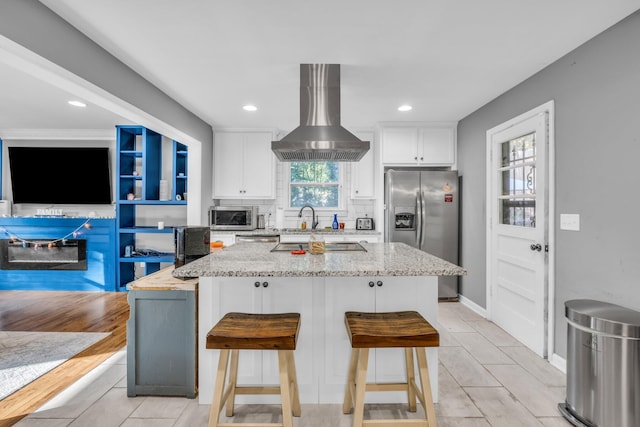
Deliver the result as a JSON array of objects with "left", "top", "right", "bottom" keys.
[
  {"left": 0, "top": 290, "right": 129, "bottom": 427},
  {"left": 13, "top": 302, "right": 571, "bottom": 426}
]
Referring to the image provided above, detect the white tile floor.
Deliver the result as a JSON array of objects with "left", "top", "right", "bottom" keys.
[{"left": 15, "top": 302, "right": 572, "bottom": 426}]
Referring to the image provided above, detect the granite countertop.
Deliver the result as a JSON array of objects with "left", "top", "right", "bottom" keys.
[
  {"left": 127, "top": 266, "right": 198, "bottom": 291},
  {"left": 213, "top": 228, "right": 381, "bottom": 237},
  {"left": 172, "top": 241, "right": 466, "bottom": 278}
]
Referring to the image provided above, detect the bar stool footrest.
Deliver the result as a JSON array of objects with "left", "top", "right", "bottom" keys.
[
  {"left": 216, "top": 423, "right": 286, "bottom": 427},
  {"left": 362, "top": 421, "right": 429, "bottom": 426},
  {"left": 233, "top": 386, "right": 281, "bottom": 395},
  {"left": 366, "top": 383, "right": 410, "bottom": 392}
]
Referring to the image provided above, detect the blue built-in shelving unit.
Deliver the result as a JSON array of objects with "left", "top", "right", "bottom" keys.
[
  {"left": 172, "top": 140, "right": 188, "bottom": 201},
  {"left": 116, "top": 125, "right": 188, "bottom": 290}
]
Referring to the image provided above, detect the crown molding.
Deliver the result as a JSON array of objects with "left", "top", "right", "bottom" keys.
[{"left": 0, "top": 129, "right": 114, "bottom": 140}]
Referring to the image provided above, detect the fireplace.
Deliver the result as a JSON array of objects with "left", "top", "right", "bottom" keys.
[{"left": 0, "top": 239, "right": 87, "bottom": 270}]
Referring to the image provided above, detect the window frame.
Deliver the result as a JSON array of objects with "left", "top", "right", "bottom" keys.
[{"left": 287, "top": 162, "right": 346, "bottom": 212}]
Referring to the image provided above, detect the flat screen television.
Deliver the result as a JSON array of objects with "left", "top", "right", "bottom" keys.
[{"left": 8, "top": 147, "right": 112, "bottom": 204}]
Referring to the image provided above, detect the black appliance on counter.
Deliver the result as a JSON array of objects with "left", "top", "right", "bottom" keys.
[{"left": 174, "top": 226, "right": 210, "bottom": 268}]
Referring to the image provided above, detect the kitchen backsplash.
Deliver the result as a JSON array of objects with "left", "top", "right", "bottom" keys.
[{"left": 215, "top": 161, "right": 375, "bottom": 230}]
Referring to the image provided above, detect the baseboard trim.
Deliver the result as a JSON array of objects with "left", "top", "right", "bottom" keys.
[
  {"left": 549, "top": 353, "right": 567, "bottom": 373},
  {"left": 458, "top": 294, "right": 487, "bottom": 318},
  {"left": 457, "top": 294, "right": 567, "bottom": 374}
]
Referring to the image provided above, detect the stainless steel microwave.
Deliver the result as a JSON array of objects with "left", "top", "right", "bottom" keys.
[{"left": 209, "top": 206, "right": 257, "bottom": 231}]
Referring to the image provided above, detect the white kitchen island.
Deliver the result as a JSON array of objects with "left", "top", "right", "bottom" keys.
[{"left": 173, "top": 241, "right": 465, "bottom": 406}]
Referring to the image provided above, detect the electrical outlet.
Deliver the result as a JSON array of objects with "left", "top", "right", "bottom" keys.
[{"left": 560, "top": 214, "right": 580, "bottom": 231}]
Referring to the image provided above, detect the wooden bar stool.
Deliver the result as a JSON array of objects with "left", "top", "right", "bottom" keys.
[
  {"left": 342, "top": 311, "right": 439, "bottom": 427},
  {"left": 206, "top": 312, "right": 302, "bottom": 427}
]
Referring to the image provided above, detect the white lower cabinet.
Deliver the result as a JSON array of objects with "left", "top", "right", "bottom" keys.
[
  {"left": 200, "top": 277, "right": 315, "bottom": 403},
  {"left": 198, "top": 275, "right": 438, "bottom": 405},
  {"left": 321, "top": 276, "right": 438, "bottom": 403}
]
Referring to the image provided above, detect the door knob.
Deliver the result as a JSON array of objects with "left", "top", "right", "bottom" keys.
[
  {"left": 530, "top": 243, "right": 542, "bottom": 252},
  {"left": 368, "top": 281, "right": 375, "bottom": 288}
]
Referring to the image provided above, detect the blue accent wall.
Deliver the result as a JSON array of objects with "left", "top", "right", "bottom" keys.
[{"left": 0, "top": 217, "right": 117, "bottom": 291}]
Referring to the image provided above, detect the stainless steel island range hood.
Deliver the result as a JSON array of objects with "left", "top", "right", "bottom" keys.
[{"left": 272, "top": 64, "right": 370, "bottom": 162}]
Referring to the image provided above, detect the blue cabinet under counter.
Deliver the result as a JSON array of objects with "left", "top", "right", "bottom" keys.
[
  {"left": 0, "top": 217, "right": 117, "bottom": 291},
  {"left": 126, "top": 266, "right": 197, "bottom": 398}
]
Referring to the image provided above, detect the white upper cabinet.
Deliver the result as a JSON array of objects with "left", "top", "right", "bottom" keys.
[
  {"left": 381, "top": 124, "right": 456, "bottom": 167},
  {"left": 213, "top": 130, "right": 276, "bottom": 199},
  {"left": 351, "top": 131, "right": 376, "bottom": 199},
  {"left": 380, "top": 127, "right": 419, "bottom": 164}
]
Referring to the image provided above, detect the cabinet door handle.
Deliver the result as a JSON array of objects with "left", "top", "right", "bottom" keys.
[
  {"left": 414, "top": 156, "right": 418, "bottom": 161},
  {"left": 254, "top": 281, "right": 261, "bottom": 288},
  {"left": 368, "top": 281, "right": 375, "bottom": 288},
  {"left": 420, "top": 157, "right": 423, "bottom": 161},
  {"left": 262, "top": 281, "right": 269, "bottom": 288},
  {"left": 377, "top": 280, "right": 383, "bottom": 287}
]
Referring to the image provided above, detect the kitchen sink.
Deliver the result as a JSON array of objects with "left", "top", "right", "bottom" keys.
[{"left": 270, "top": 242, "right": 367, "bottom": 252}]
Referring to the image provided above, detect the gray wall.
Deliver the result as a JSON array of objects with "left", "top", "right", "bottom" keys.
[
  {"left": 0, "top": 0, "right": 212, "bottom": 145},
  {"left": 457, "top": 10, "right": 640, "bottom": 357},
  {"left": 0, "top": 0, "right": 214, "bottom": 224}
]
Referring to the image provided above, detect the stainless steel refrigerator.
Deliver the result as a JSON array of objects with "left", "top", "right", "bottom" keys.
[{"left": 384, "top": 169, "right": 459, "bottom": 300}]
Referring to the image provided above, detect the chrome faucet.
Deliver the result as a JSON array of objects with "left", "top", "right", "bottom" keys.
[{"left": 298, "top": 204, "right": 319, "bottom": 230}]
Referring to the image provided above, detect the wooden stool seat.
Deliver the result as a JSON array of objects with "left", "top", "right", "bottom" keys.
[
  {"left": 206, "top": 312, "right": 300, "bottom": 350},
  {"left": 343, "top": 311, "right": 439, "bottom": 427},
  {"left": 206, "top": 312, "right": 301, "bottom": 427},
  {"left": 345, "top": 310, "right": 439, "bottom": 348}
]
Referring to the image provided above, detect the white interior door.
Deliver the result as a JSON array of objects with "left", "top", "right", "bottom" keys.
[{"left": 487, "top": 105, "right": 551, "bottom": 357}]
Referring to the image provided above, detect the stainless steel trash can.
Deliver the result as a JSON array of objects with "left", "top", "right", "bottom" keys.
[{"left": 559, "top": 299, "right": 640, "bottom": 427}]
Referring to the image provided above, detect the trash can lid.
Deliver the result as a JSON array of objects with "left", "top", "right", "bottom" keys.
[{"left": 565, "top": 299, "right": 640, "bottom": 338}]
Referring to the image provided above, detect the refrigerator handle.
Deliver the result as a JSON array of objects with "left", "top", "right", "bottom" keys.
[
  {"left": 415, "top": 190, "right": 422, "bottom": 247},
  {"left": 384, "top": 171, "right": 393, "bottom": 243},
  {"left": 420, "top": 190, "right": 427, "bottom": 248}
]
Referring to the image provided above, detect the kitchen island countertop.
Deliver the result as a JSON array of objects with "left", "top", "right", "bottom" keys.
[{"left": 172, "top": 241, "right": 466, "bottom": 278}]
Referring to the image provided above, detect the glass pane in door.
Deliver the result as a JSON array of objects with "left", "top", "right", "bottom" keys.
[
  {"left": 501, "top": 164, "right": 536, "bottom": 195},
  {"left": 500, "top": 198, "right": 536, "bottom": 227},
  {"left": 501, "top": 133, "right": 536, "bottom": 166},
  {"left": 499, "top": 132, "right": 536, "bottom": 227}
]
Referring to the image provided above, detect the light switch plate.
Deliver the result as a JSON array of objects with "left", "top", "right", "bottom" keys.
[{"left": 560, "top": 214, "right": 580, "bottom": 231}]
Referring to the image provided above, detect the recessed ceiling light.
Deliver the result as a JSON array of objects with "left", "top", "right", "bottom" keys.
[
  {"left": 68, "top": 100, "right": 87, "bottom": 107},
  {"left": 243, "top": 104, "right": 258, "bottom": 112},
  {"left": 398, "top": 105, "right": 412, "bottom": 112}
]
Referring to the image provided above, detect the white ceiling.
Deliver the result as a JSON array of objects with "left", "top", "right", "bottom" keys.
[{"left": 2, "top": 1, "right": 639, "bottom": 133}]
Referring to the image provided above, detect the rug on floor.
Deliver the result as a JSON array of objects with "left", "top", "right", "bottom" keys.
[{"left": 0, "top": 330, "right": 110, "bottom": 401}]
